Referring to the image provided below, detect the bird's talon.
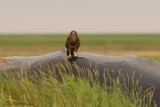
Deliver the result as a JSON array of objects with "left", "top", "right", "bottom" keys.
[{"left": 67, "top": 56, "right": 72, "bottom": 58}]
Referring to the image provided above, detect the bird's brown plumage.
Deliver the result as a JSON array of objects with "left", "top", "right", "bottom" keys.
[{"left": 65, "top": 30, "right": 80, "bottom": 58}]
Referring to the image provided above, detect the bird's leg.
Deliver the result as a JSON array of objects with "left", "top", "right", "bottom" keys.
[
  {"left": 67, "top": 50, "right": 72, "bottom": 58},
  {"left": 74, "top": 50, "right": 78, "bottom": 57}
]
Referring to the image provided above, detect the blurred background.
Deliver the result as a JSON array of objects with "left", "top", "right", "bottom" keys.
[{"left": 0, "top": 0, "right": 160, "bottom": 62}]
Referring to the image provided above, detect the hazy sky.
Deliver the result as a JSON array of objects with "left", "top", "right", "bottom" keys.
[{"left": 0, "top": 0, "right": 160, "bottom": 33}]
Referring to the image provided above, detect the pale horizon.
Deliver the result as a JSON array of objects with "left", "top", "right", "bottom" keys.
[{"left": 0, "top": 0, "right": 160, "bottom": 34}]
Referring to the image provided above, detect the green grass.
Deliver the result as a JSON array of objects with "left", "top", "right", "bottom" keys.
[
  {"left": 1, "top": 34, "right": 160, "bottom": 62},
  {"left": 0, "top": 34, "right": 160, "bottom": 56},
  {"left": 0, "top": 62, "right": 156, "bottom": 107}
]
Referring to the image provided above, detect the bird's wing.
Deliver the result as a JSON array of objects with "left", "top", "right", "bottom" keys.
[
  {"left": 65, "top": 36, "right": 71, "bottom": 48},
  {"left": 76, "top": 36, "right": 80, "bottom": 48}
]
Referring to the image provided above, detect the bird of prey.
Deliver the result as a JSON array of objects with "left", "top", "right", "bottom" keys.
[{"left": 65, "top": 30, "right": 80, "bottom": 58}]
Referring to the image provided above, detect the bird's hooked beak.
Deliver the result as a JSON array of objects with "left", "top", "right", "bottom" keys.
[{"left": 72, "top": 31, "right": 75, "bottom": 34}]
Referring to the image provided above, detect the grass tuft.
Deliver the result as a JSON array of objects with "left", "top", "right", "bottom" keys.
[{"left": 0, "top": 62, "right": 157, "bottom": 107}]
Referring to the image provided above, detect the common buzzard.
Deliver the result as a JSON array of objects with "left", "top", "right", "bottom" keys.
[{"left": 65, "top": 30, "right": 80, "bottom": 58}]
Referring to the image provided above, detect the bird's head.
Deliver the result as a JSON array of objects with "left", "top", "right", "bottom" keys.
[{"left": 70, "top": 30, "right": 78, "bottom": 36}]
